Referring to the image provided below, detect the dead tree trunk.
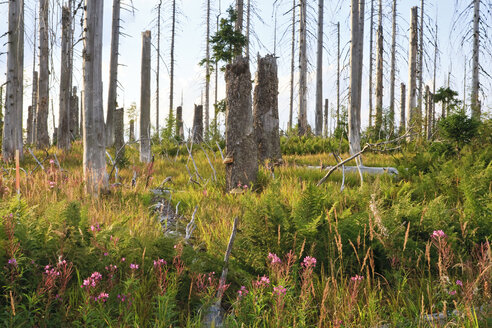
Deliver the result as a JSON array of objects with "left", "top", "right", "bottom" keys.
[
  {"left": 37, "top": 0, "right": 50, "bottom": 148},
  {"left": 315, "top": 0, "right": 324, "bottom": 136},
  {"left": 470, "top": 0, "right": 480, "bottom": 119},
  {"left": 253, "top": 54, "right": 281, "bottom": 163},
  {"left": 70, "top": 86, "right": 79, "bottom": 138},
  {"left": 246, "top": 0, "right": 250, "bottom": 58},
  {"left": 169, "top": 0, "right": 176, "bottom": 123},
  {"left": 417, "top": 0, "right": 424, "bottom": 124},
  {"left": 323, "top": 99, "right": 328, "bottom": 138},
  {"left": 336, "top": 21, "right": 340, "bottom": 129},
  {"left": 106, "top": 0, "right": 121, "bottom": 146},
  {"left": 114, "top": 107, "right": 124, "bottom": 160},
  {"left": 406, "top": 7, "right": 418, "bottom": 134},
  {"left": 27, "top": 106, "right": 33, "bottom": 145},
  {"left": 349, "top": 0, "right": 364, "bottom": 155},
  {"left": 375, "top": 0, "right": 384, "bottom": 136},
  {"left": 2, "top": 0, "right": 24, "bottom": 161},
  {"left": 140, "top": 31, "right": 152, "bottom": 163},
  {"left": 368, "top": 0, "right": 374, "bottom": 128},
  {"left": 399, "top": 82, "right": 406, "bottom": 133},
  {"left": 389, "top": 0, "right": 397, "bottom": 137},
  {"left": 298, "top": 0, "right": 308, "bottom": 135},
  {"left": 156, "top": 0, "right": 162, "bottom": 138},
  {"left": 129, "top": 120, "right": 135, "bottom": 141},
  {"left": 225, "top": 57, "right": 257, "bottom": 191},
  {"left": 288, "top": 0, "right": 295, "bottom": 131},
  {"left": 83, "top": 0, "right": 108, "bottom": 195},
  {"left": 204, "top": 0, "right": 211, "bottom": 138},
  {"left": 30, "top": 71, "right": 38, "bottom": 144},
  {"left": 193, "top": 105, "right": 204, "bottom": 143},
  {"left": 425, "top": 85, "right": 431, "bottom": 140},
  {"left": 236, "top": 0, "right": 244, "bottom": 34},
  {"left": 58, "top": 6, "right": 72, "bottom": 151},
  {"left": 176, "top": 106, "right": 184, "bottom": 140}
]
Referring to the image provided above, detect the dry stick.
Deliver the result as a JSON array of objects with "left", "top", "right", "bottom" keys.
[
  {"left": 355, "top": 155, "right": 364, "bottom": 186},
  {"left": 105, "top": 151, "right": 119, "bottom": 182},
  {"left": 317, "top": 131, "right": 414, "bottom": 186},
  {"left": 185, "top": 206, "right": 198, "bottom": 241},
  {"left": 216, "top": 216, "right": 239, "bottom": 301},
  {"left": 28, "top": 147, "right": 46, "bottom": 173},
  {"left": 53, "top": 153, "right": 62, "bottom": 173},
  {"left": 199, "top": 144, "right": 217, "bottom": 181},
  {"left": 332, "top": 152, "right": 345, "bottom": 191},
  {"left": 216, "top": 141, "right": 224, "bottom": 160},
  {"left": 185, "top": 141, "right": 202, "bottom": 181}
]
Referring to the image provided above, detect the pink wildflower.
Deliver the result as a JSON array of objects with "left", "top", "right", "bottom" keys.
[
  {"left": 431, "top": 230, "right": 447, "bottom": 239},
  {"left": 449, "top": 290, "right": 456, "bottom": 296},
  {"left": 237, "top": 286, "right": 249, "bottom": 298},
  {"left": 456, "top": 280, "right": 463, "bottom": 287},
  {"left": 8, "top": 258, "right": 17, "bottom": 267},
  {"left": 130, "top": 263, "right": 139, "bottom": 270},
  {"left": 96, "top": 292, "right": 109, "bottom": 302},
  {"left": 302, "top": 256, "right": 317, "bottom": 269},
  {"left": 253, "top": 275, "right": 270, "bottom": 288},
  {"left": 351, "top": 274, "right": 364, "bottom": 282},
  {"left": 153, "top": 259, "right": 167, "bottom": 268},
  {"left": 267, "top": 252, "right": 282, "bottom": 265},
  {"left": 273, "top": 285, "right": 287, "bottom": 296}
]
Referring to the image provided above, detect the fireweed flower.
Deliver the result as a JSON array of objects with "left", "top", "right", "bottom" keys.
[
  {"left": 237, "top": 286, "right": 249, "bottom": 298},
  {"left": 121, "top": 257, "right": 126, "bottom": 262},
  {"left": 449, "top": 290, "right": 457, "bottom": 296},
  {"left": 153, "top": 259, "right": 167, "bottom": 268},
  {"left": 253, "top": 275, "right": 270, "bottom": 288},
  {"left": 96, "top": 292, "right": 109, "bottom": 302},
  {"left": 90, "top": 223, "right": 101, "bottom": 232},
  {"left": 456, "top": 280, "right": 463, "bottom": 287},
  {"left": 431, "top": 230, "right": 447, "bottom": 239},
  {"left": 267, "top": 252, "right": 282, "bottom": 265},
  {"left": 130, "top": 263, "right": 139, "bottom": 270},
  {"left": 273, "top": 285, "right": 287, "bottom": 296},
  {"left": 81, "top": 271, "right": 102, "bottom": 289},
  {"left": 302, "top": 256, "right": 317, "bottom": 269},
  {"left": 351, "top": 274, "right": 364, "bottom": 282},
  {"left": 7, "top": 258, "right": 17, "bottom": 267}
]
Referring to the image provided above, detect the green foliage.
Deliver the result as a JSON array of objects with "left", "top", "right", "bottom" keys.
[
  {"left": 438, "top": 110, "right": 480, "bottom": 147},
  {"left": 280, "top": 135, "right": 346, "bottom": 155}
]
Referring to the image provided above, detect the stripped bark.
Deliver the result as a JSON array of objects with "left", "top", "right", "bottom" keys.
[
  {"left": 58, "top": 6, "right": 72, "bottom": 151},
  {"left": 406, "top": 7, "right": 418, "bottom": 134},
  {"left": 417, "top": 0, "right": 424, "bottom": 123},
  {"left": 193, "top": 105, "right": 203, "bottom": 143},
  {"left": 140, "top": 31, "right": 152, "bottom": 163},
  {"left": 389, "top": 0, "right": 397, "bottom": 136},
  {"left": 70, "top": 87, "right": 79, "bottom": 138},
  {"left": 470, "top": 0, "right": 480, "bottom": 118},
  {"left": 399, "top": 83, "right": 406, "bottom": 134},
  {"left": 37, "top": 0, "right": 50, "bottom": 148},
  {"left": 114, "top": 107, "right": 125, "bottom": 162},
  {"left": 204, "top": 0, "right": 211, "bottom": 137},
  {"left": 288, "top": 0, "right": 295, "bottom": 131},
  {"left": 176, "top": 106, "right": 184, "bottom": 140},
  {"left": 375, "top": 0, "right": 384, "bottom": 135},
  {"left": 106, "top": 0, "right": 121, "bottom": 146},
  {"left": 315, "top": 0, "right": 324, "bottom": 136},
  {"left": 368, "top": 0, "right": 374, "bottom": 128},
  {"left": 298, "top": 0, "right": 308, "bottom": 135}
]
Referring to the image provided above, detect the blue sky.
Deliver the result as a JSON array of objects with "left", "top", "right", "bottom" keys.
[{"left": 0, "top": 0, "right": 490, "bottom": 138}]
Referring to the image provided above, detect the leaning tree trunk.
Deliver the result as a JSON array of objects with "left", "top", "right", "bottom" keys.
[
  {"left": 204, "top": 0, "right": 211, "bottom": 137},
  {"left": 399, "top": 82, "right": 406, "bottom": 134},
  {"left": 389, "top": 0, "right": 397, "bottom": 137},
  {"left": 37, "top": 0, "right": 50, "bottom": 148},
  {"left": 106, "top": 0, "right": 121, "bottom": 146},
  {"left": 58, "top": 6, "right": 72, "bottom": 151},
  {"left": 114, "top": 107, "right": 124, "bottom": 162},
  {"left": 470, "top": 0, "right": 480, "bottom": 119},
  {"left": 375, "top": 0, "right": 384, "bottom": 136},
  {"left": 406, "top": 7, "right": 418, "bottom": 135},
  {"left": 83, "top": 0, "right": 108, "bottom": 195},
  {"left": 314, "top": 0, "right": 324, "bottom": 136},
  {"left": 193, "top": 105, "right": 204, "bottom": 143},
  {"left": 176, "top": 106, "right": 184, "bottom": 140},
  {"left": 368, "top": 0, "right": 374, "bottom": 128},
  {"left": 140, "top": 31, "right": 152, "bottom": 163},
  {"left": 298, "top": 0, "right": 308, "bottom": 135},
  {"left": 225, "top": 57, "right": 257, "bottom": 192},
  {"left": 253, "top": 54, "right": 281, "bottom": 163},
  {"left": 70, "top": 86, "right": 79, "bottom": 138},
  {"left": 348, "top": 0, "right": 364, "bottom": 155},
  {"left": 2, "top": 0, "right": 24, "bottom": 161},
  {"left": 288, "top": 0, "right": 296, "bottom": 131}
]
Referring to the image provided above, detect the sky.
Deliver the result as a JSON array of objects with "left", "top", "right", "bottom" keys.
[{"left": 0, "top": 0, "right": 490, "bottom": 139}]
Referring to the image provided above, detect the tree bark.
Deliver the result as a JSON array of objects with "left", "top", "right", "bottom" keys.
[
  {"left": 399, "top": 82, "right": 406, "bottom": 133},
  {"left": 389, "top": 0, "right": 397, "bottom": 137},
  {"left": 254, "top": 54, "right": 281, "bottom": 163},
  {"left": 298, "top": 0, "right": 308, "bottom": 135},
  {"left": 2, "top": 0, "right": 24, "bottom": 161},
  {"left": 225, "top": 57, "right": 257, "bottom": 191},
  {"left": 156, "top": 0, "right": 162, "bottom": 138},
  {"left": 375, "top": 0, "right": 384, "bottom": 136},
  {"left": 236, "top": 0, "right": 244, "bottom": 33},
  {"left": 176, "top": 106, "right": 184, "bottom": 140},
  {"left": 336, "top": 22, "right": 340, "bottom": 130},
  {"left": 140, "top": 31, "right": 152, "bottom": 163},
  {"left": 288, "top": 0, "right": 296, "bottom": 131},
  {"left": 83, "top": 0, "right": 108, "bottom": 195},
  {"left": 169, "top": 0, "right": 176, "bottom": 125},
  {"left": 58, "top": 6, "right": 72, "bottom": 151},
  {"left": 70, "top": 86, "right": 79, "bottom": 138},
  {"left": 315, "top": 0, "right": 324, "bottom": 136},
  {"left": 406, "top": 7, "right": 418, "bottom": 134},
  {"left": 37, "top": 0, "right": 50, "bottom": 149},
  {"left": 417, "top": 0, "right": 424, "bottom": 124},
  {"left": 193, "top": 105, "right": 204, "bottom": 143},
  {"left": 204, "top": 0, "right": 211, "bottom": 138},
  {"left": 129, "top": 120, "right": 135, "bottom": 142},
  {"left": 425, "top": 85, "right": 431, "bottom": 140},
  {"left": 368, "top": 0, "right": 374, "bottom": 128},
  {"left": 106, "top": 0, "right": 121, "bottom": 146},
  {"left": 30, "top": 71, "right": 38, "bottom": 144},
  {"left": 349, "top": 0, "right": 364, "bottom": 155},
  {"left": 246, "top": 0, "right": 250, "bottom": 58},
  {"left": 470, "top": 0, "right": 480, "bottom": 119},
  {"left": 27, "top": 106, "right": 33, "bottom": 145},
  {"left": 114, "top": 107, "right": 124, "bottom": 160},
  {"left": 323, "top": 99, "right": 328, "bottom": 138}
]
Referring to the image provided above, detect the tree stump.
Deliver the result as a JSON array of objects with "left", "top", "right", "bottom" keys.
[
  {"left": 253, "top": 54, "right": 281, "bottom": 163},
  {"left": 225, "top": 57, "right": 258, "bottom": 191},
  {"left": 176, "top": 106, "right": 184, "bottom": 140},
  {"left": 193, "top": 104, "right": 203, "bottom": 143},
  {"left": 70, "top": 86, "right": 79, "bottom": 139}
]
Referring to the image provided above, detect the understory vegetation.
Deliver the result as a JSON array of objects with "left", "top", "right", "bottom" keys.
[{"left": 0, "top": 119, "right": 491, "bottom": 327}]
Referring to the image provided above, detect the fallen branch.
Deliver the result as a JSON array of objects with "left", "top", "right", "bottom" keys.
[
  {"left": 199, "top": 144, "right": 217, "bottom": 181},
  {"left": 216, "top": 141, "right": 224, "bottom": 161},
  {"left": 28, "top": 148, "right": 46, "bottom": 174},
  {"left": 184, "top": 206, "right": 198, "bottom": 241}
]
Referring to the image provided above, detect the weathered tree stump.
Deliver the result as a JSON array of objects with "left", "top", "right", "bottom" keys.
[
  {"left": 176, "top": 106, "right": 184, "bottom": 140},
  {"left": 193, "top": 104, "right": 203, "bottom": 143},
  {"left": 225, "top": 57, "right": 258, "bottom": 191},
  {"left": 70, "top": 86, "right": 79, "bottom": 138},
  {"left": 253, "top": 54, "right": 281, "bottom": 163},
  {"left": 129, "top": 119, "right": 135, "bottom": 142}
]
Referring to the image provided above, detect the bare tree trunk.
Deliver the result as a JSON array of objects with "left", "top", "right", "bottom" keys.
[
  {"left": 288, "top": 0, "right": 295, "bottom": 131},
  {"left": 432, "top": 22, "right": 437, "bottom": 128},
  {"left": 83, "top": 0, "right": 108, "bottom": 195},
  {"left": 463, "top": 56, "right": 467, "bottom": 107},
  {"left": 246, "top": 0, "right": 250, "bottom": 58},
  {"left": 406, "top": 7, "right": 418, "bottom": 134},
  {"left": 129, "top": 120, "right": 135, "bottom": 142},
  {"left": 2, "top": 0, "right": 24, "bottom": 161},
  {"left": 254, "top": 54, "right": 281, "bottom": 163},
  {"left": 114, "top": 107, "right": 124, "bottom": 160},
  {"left": 399, "top": 82, "right": 406, "bottom": 133},
  {"left": 176, "top": 106, "right": 184, "bottom": 139},
  {"left": 368, "top": 0, "right": 374, "bottom": 128},
  {"left": 106, "top": 0, "right": 121, "bottom": 146},
  {"left": 37, "top": 0, "right": 50, "bottom": 148},
  {"left": 389, "top": 0, "right": 397, "bottom": 137},
  {"left": 298, "top": 0, "right": 308, "bottom": 135},
  {"left": 336, "top": 21, "right": 340, "bottom": 129},
  {"left": 425, "top": 85, "right": 432, "bottom": 140},
  {"left": 323, "top": 99, "right": 328, "bottom": 137},
  {"left": 236, "top": 0, "right": 244, "bottom": 33},
  {"left": 204, "top": 0, "right": 210, "bottom": 138},
  {"left": 156, "top": 0, "right": 162, "bottom": 138},
  {"left": 225, "top": 57, "right": 257, "bottom": 191},
  {"left": 349, "top": 0, "right": 364, "bottom": 155},
  {"left": 471, "top": 0, "right": 480, "bottom": 118},
  {"left": 29, "top": 72, "right": 38, "bottom": 144},
  {"left": 0, "top": 86, "right": 3, "bottom": 147},
  {"left": 70, "top": 86, "right": 79, "bottom": 138},
  {"left": 417, "top": 0, "right": 424, "bottom": 125},
  {"left": 58, "top": 6, "right": 72, "bottom": 151},
  {"left": 375, "top": 0, "right": 384, "bottom": 136},
  {"left": 27, "top": 106, "right": 33, "bottom": 145},
  {"left": 140, "top": 31, "right": 152, "bottom": 163},
  {"left": 193, "top": 104, "right": 203, "bottom": 143},
  {"left": 169, "top": 0, "right": 176, "bottom": 124},
  {"left": 315, "top": 0, "right": 324, "bottom": 136}
]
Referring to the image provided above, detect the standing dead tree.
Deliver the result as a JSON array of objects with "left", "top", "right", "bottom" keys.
[
  {"left": 106, "top": 0, "right": 121, "bottom": 146},
  {"left": 375, "top": 0, "right": 384, "bottom": 136},
  {"left": 406, "top": 7, "right": 418, "bottom": 136},
  {"left": 2, "top": 0, "right": 24, "bottom": 161},
  {"left": 37, "top": 0, "right": 50, "bottom": 148},
  {"left": 298, "top": 0, "right": 308, "bottom": 135},
  {"left": 58, "top": 6, "right": 72, "bottom": 151},
  {"left": 315, "top": 0, "right": 324, "bottom": 136},
  {"left": 288, "top": 0, "right": 295, "bottom": 131},
  {"left": 193, "top": 104, "right": 204, "bottom": 143},
  {"left": 140, "top": 31, "right": 152, "bottom": 163},
  {"left": 388, "top": 0, "right": 397, "bottom": 137}
]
